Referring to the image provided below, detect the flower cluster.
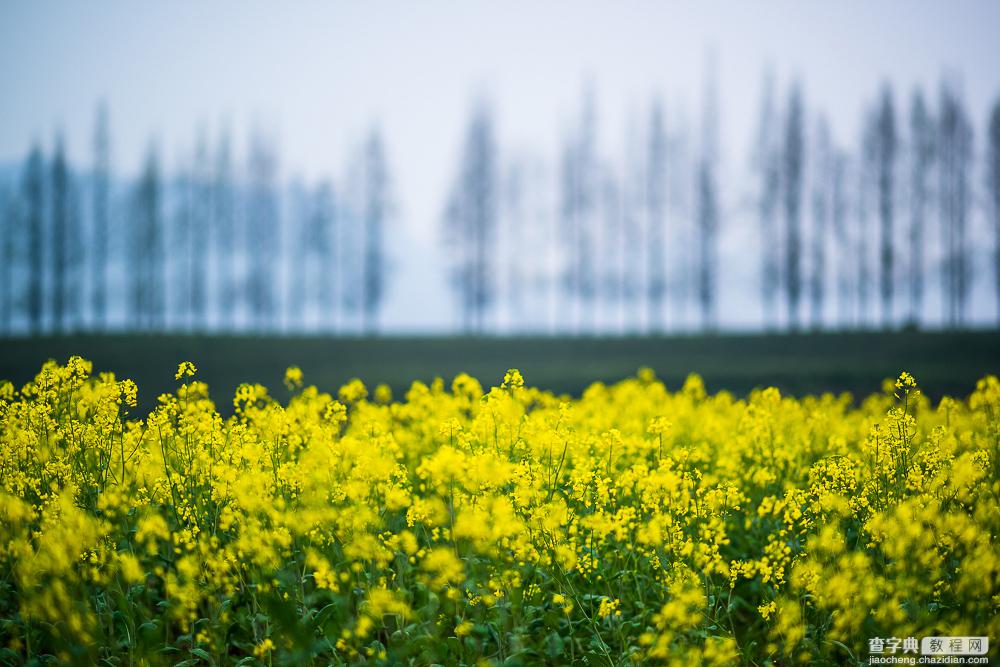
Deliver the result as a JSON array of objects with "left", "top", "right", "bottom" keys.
[{"left": 0, "top": 359, "right": 997, "bottom": 665}]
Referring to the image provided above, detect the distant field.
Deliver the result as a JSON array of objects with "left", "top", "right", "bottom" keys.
[{"left": 1, "top": 330, "right": 998, "bottom": 412}]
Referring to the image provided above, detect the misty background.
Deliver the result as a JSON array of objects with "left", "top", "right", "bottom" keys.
[{"left": 1, "top": 1, "right": 1000, "bottom": 336}]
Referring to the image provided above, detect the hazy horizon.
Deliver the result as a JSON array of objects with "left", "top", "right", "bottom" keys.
[{"left": 2, "top": 1, "right": 999, "bottom": 332}]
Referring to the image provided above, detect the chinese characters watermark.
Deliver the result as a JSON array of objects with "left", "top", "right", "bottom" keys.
[{"left": 867, "top": 636, "right": 990, "bottom": 665}]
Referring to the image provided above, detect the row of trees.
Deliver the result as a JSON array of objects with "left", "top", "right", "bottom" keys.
[
  {"left": 0, "top": 106, "right": 391, "bottom": 334},
  {"left": 2, "top": 75, "right": 999, "bottom": 336},
  {"left": 444, "top": 78, "right": 723, "bottom": 334},
  {"left": 759, "top": 76, "right": 996, "bottom": 330},
  {"left": 444, "top": 74, "right": 1000, "bottom": 333}
]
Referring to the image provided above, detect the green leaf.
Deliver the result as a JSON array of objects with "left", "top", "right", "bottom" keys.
[
  {"left": 578, "top": 651, "right": 613, "bottom": 667},
  {"left": 189, "top": 647, "right": 214, "bottom": 664},
  {"left": 312, "top": 602, "right": 339, "bottom": 627},
  {"left": 546, "top": 631, "right": 564, "bottom": 657}
]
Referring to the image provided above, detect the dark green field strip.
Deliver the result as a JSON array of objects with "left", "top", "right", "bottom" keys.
[{"left": 1, "top": 331, "right": 997, "bottom": 413}]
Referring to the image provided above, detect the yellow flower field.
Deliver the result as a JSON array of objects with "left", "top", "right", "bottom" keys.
[{"left": 1, "top": 359, "right": 998, "bottom": 665}]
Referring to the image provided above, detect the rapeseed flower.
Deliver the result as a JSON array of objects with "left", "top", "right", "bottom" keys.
[{"left": 0, "top": 363, "right": 997, "bottom": 665}]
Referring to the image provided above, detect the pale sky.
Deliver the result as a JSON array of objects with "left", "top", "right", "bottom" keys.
[{"left": 1, "top": 1, "right": 998, "bottom": 330}]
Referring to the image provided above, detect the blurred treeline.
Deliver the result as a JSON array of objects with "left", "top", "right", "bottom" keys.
[
  {"left": 0, "top": 107, "right": 390, "bottom": 335},
  {"left": 1, "top": 73, "right": 999, "bottom": 336}
]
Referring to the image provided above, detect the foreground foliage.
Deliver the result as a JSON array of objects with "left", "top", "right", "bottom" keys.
[{"left": 0, "top": 359, "right": 998, "bottom": 666}]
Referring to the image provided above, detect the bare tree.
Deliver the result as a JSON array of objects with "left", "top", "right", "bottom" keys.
[
  {"left": 47, "top": 134, "right": 84, "bottom": 333},
  {"left": 190, "top": 130, "right": 211, "bottom": 330},
  {"left": 246, "top": 129, "right": 280, "bottom": 331},
  {"left": 132, "top": 146, "right": 163, "bottom": 330},
  {"left": 22, "top": 145, "right": 44, "bottom": 333},
  {"left": 287, "top": 177, "right": 336, "bottom": 331},
  {"left": 831, "top": 150, "right": 852, "bottom": 326},
  {"left": 907, "top": 90, "right": 934, "bottom": 327},
  {"left": 212, "top": 127, "right": 236, "bottom": 331},
  {"left": 286, "top": 178, "right": 309, "bottom": 326},
  {"left": 697, "top": 64, "right": 720, "bottom": 331},
  {"left": 809, "top": 115, "right": 831, "bottom": 329},
  {"left": 938, "top": 82, "right": 973, "bottom": 327},
  {"left": 313, "top": 182, "right": 336, "bottom": 331},
  {"left": 91, "top": 102, "right": 110, "bottom": 330},
  {"left": 987, "top": 96, "right": 1000, "bottom": 324},
  {"left": 51, "top": 134, "right": 70, "bottom": 331},
  {"left": 646, "top": 98, "right": 668, "bottom": 332},
  {"left": 753, "top": 68, "right": 781, "bottom": 330},
  {"left": 622, "top": 116, "right": 644, "bottom": 333},
  {"left": 503, "top": 159, "right": 526, "bottom": 329},
  {"left": 444, "top": 101, "right": 497, "bottom": 333},
  {"left": 696, "top": 165, "right": 719, "bottom": 331},
  {"left": 361, "top": 128, "right": 390, "bottom": 334},
  {"left": 857, "top": 111, "right": 878, "bottom": 327},
  {"left": 337, "top": 175, "right": 362, "bottom": 327},
  {"left": 668, "top": 109, "right": 693, "bottom": 329},
  {"left": 599, "top": 162, "right": 623, "bottom": 333},
  {"left": 173, "top": 151, "right": 194, "bottom": 329},
  {"left": 557, "top": 138, "right": 577, "bottom": 332},
  {"left": 559, "top": 87, "right": 599, "bottom": 333},
  {"left": 783, "top": 82, "right": 805, "bottom": 330},
  {"left": 875, "top": 84, "right": 898, "bottom": 327},
  {"left": 65, "top": 173, "right": 84, "bottom": 331},
  {"left": 527, "top": 159, "right": 555, "bottom": 333}
]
